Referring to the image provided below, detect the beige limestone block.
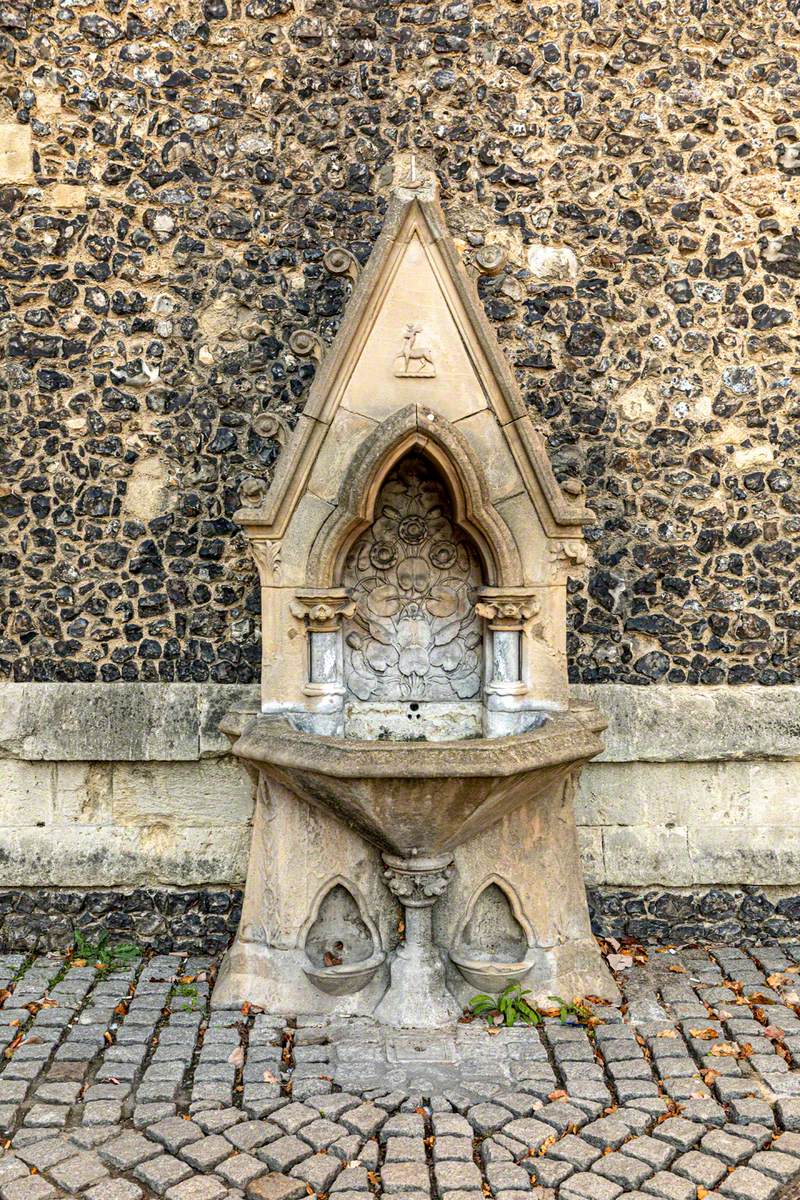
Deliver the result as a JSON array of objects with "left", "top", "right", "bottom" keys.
[
  {"left": 602, "top": 824, "right": 693, "bottom": 886},
  {"left": 522, "top": 588, "right": 569, "bottom": 708},
  {"left": 689, "top": 825, "right": 800, "bottom": 886},
  {"left": 575, "top": 760, "right": 751, "bottom": 829},
  {"left": 111, "top": 759, "right": 254, "bottom": 826},
  {"left": 260, "top": 588, "right": 309, "bottom": 709},
  {"left": 577, "top": 826, "right": 605, "bottom": 885},
  {"left": 55, "top": 762, "right": 112, "bottom": 825},
  {"left": 279, "top": 492, "right": 335, "bottom": 586},
  {"left": 0, "top": 124, "right": 33, "bottom": 182},
  {"left": 572, "top": 682, "right": 800, "bottom": 763},
  {"left": 494, "top": 491, "right": 550, "bottom": 585},
  {"left": 746, "top": 761, "right": 800, "bottom": 826},
  {"left": 46, "top": 183, "right": 87, "bottom": 209},
  {"left": 731, "top": 443, "right": 774, "bottom": 470},
  {"left": 0, "top": 759, "right": 52, "bottom": 826},
  {"left": 343, "top": 230, "right": 489, "bottom": 425},
  {"left": 452, "top": 408, "right": 525, "bottom": 504},
  {"left": 307, "top": 406, "right": 378, "bottom": 504},
  {"left": 0, "top": 682, "right": 200, "bottom": 761},
  {"left": 122, "top": 453, "right": 168, "bottom": 521},
  {"left": 0, "top": 824, "right": 249, "bottom": 887}
]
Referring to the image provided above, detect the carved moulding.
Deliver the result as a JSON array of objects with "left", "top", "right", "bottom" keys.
[
  {"left": 307, "top": 404, "right": 522, "bottom": 592},
  {"left": 549, "top": 539, "right": 589, "bottom": 571}
]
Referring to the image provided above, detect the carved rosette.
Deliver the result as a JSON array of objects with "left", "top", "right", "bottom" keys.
[
  {"left": 382, "top": 854, "right": 454, "bottom": 909},
  {"left": 475, "top": 590, "right": 540, "bottom": 631},
  {"left": 290, "top": 589, "right": 355, "bottom": 632}
]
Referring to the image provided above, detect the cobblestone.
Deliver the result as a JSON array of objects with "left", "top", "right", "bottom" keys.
[{"left": 0, "top": 948, "right": 796, "bottom": 1200}]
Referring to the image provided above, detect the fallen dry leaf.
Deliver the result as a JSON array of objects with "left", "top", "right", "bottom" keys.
[
  {"left": 227, "top": 1046, "right": 245, "bottom": 1068},
  {"left": 708, "top": 1042, "right": 738, "bottom": 1057},
  {"left": 607, "top": 954, "right": 632, "bottom": 971}
]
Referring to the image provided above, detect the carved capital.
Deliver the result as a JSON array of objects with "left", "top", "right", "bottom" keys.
[
  {"left": 382, "top": 854, "right": 454, "bottom": 909},
  {"left": 475, "top": 589, "right": 540, "bottom": 630},
  {"left": 290, "top": 588, "right": 355, "bottom": 632}
]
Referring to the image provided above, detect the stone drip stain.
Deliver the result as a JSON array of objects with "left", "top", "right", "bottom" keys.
[
  {"left": 0, "top": 945, "right": 799, "bottom": 1196},
  {"left": 0, "top": 1, "right": 799, "bottom": 687}
]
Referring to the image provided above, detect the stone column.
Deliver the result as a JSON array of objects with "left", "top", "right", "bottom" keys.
[
  {"left": 374, "top": 853, "right": 461, "bottom": 1028},
  {"left": 289, "top": 589, "right": 355, "bottom": 734},
  {"left": 475, "top": 590, "right": 540, "bottom": 737}
]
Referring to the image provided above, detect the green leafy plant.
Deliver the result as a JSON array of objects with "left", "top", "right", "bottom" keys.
[
  {"left": 469, "top": 982, "right": 542, "bottom": 1027},
  {"left": 548, "top": 995, "right": 594, "bottom": 1025},
  {"left": 175, "top": 982, "right": 199, "bottom": 1011},
  {"left": 71, "top": 930, "right": 140, "bottom": 972}
]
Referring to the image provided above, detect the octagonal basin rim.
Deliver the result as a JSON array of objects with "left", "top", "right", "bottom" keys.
[{"left": 226, "top": 703, "right": 606, "bottom": 781}]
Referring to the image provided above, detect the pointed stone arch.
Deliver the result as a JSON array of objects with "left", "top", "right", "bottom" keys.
[{"left": 306, "top": 404, "right": 522, "bottom": 589}]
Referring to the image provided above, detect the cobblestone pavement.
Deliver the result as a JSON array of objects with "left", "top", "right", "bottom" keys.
[{"left": 1, "top": 946, "right": 800, "bottom": 1199}]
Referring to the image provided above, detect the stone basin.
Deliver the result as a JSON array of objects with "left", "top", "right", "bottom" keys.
[{"left": 223, "top": 703, "right": 605, "bottom": 858}]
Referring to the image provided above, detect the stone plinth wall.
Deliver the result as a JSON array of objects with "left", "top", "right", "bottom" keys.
[{"left": 0, "top": 681, "right": 798, "bottom": 947}]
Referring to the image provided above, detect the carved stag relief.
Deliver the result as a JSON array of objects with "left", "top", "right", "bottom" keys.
[
  {"left": 393, "top": 324, "right": 436, "bottom": 377},
  {"left": 342, "top": 454, "right": 483, "bottom": 702}
]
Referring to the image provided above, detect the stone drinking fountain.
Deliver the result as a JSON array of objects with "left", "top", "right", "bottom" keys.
[{"left": 212, "top": 169, "right": 613, "bottom": 1026}]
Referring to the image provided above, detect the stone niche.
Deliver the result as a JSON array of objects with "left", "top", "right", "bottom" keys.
[{"left": 212, "top": 169, "right": 614, "bottom": 1023}]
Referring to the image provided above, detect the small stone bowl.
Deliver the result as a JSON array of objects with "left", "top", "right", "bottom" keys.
[
  {"left": 303, "top": 950, "right": 386, "bottom": 996},
  {"left": 449, "top": 948, "right": 536, "bottom": 994}
]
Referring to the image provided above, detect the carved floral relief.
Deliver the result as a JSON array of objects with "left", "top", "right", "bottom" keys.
[{"left": 342, "top": 455, "right": 483, "bottom": 702}]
